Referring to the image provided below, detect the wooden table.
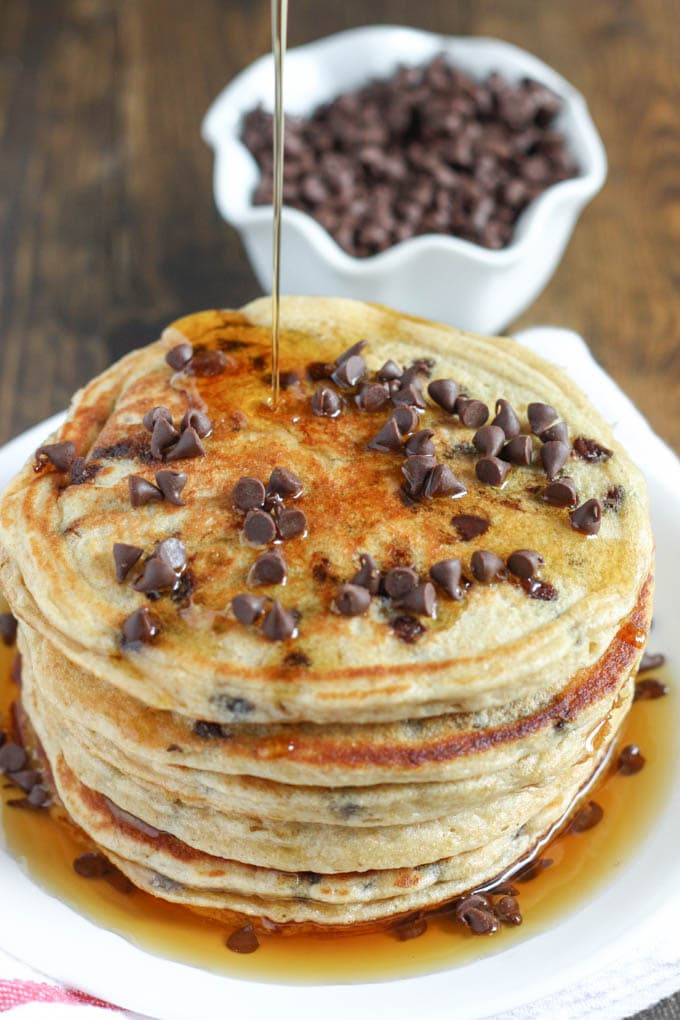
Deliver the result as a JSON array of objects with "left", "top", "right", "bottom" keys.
[{"left": 0, "top": 1, "right": 677, "bottom": 1015}]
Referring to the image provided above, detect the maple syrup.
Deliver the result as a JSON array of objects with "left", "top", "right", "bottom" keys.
[{"left": 0, "top": 639, "right": 674, "bottom": 984}]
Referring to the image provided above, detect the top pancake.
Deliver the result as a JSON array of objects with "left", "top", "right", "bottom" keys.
[{"left": 0, "top": 298, "right": 652, "bottom": 724}]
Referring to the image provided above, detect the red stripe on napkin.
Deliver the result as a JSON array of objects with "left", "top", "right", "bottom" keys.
[{"left": 0, "top": 979, "right": 115, "bottom": 1012}]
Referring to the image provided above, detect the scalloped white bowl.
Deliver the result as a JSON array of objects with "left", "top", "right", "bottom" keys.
[{"left": 202, "top": 26, "right": 607, "bottom": 334}]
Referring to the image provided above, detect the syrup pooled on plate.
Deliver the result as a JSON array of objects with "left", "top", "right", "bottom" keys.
[{"left": 0, "top": 637, "right": 674, "bottom": 983}]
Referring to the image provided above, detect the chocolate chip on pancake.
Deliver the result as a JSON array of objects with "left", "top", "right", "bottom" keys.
[
  {"left": 527, "top": 402, "right": 558, "bottom": 435},
  {"left": 391, "top": 405, "right": 420, "bottom": 435},
  {"left": 405, "top": 429, "right": 436, "bottom": 457},
  {"left": 569, "top": 498, "right": 602, "bottom": 535},
  {"left": 352, "top": 553, "right": 381, "bottom": 594},
  {"left": 262, "top": 600, "right": 296, "bottom": 640},
  {"left": 507, "top": 549, "right": 543, "bottom": 579},
  {"left": 335, "top": 340, "right": 367, "bottom": 365},
  {"left": 492, "top": 399, "right": 521, "bottom": 438},
  {"left": 452, "top": 514, "right": 489, "bottom": 541},
  {"left": 540, "top": 440, "right": 569, "bottom": 480},
  {"left": 186, "top": 350, "right": 231, "bottom": 377},
  {"left": 422, "top": 464, "right": 467, "bottom": 499},
  {"left": 543, "top": 477, "right": 578, "bottom": 507},
  {"left": 122, "top": 606, "right": 160, "bottom": 644},
  {"left": 0, "top": 742, "right": 27, "bottom": 774},
  {"left": 332, "top": 350, "right": 366, "bottom": 389},
  {"left": 384, "top": 567, "right": 419, "bottom": 599},
  {"left": 35, "top": 442, "right": 77, "bottom": 473},
  {"left": 113, "top": 543, "right": 143, "bottom": 582},
  {"left": 471, "top": 550, "right": 506, "bottom": 583},
  {"left": 165, "top": 343, "right": 193, "bottom": 370},
  {"left": 617, "top": 744, "right": 646, "bottom": 775},
  {"left": 133, "top": 557, "right": 178, "bottom": 594},
  {"left": 473, "top": 425, "right": 505, "bottom": 457},
  {"left": 333, "top": 583, "right": 371, "bottom": 617},
  {"left": 390, "top": 615, "right": 426, "bottom": 643},
  {"left": 638, "top": 651, "right": 666, "bottom": 672},
  {"left": 377, "top": 360, "right": 402, "bottom": 382},
  {"left": 429, "top": 559, "right": 463, "bottom": 599},
  {"left": 277, "top": 507, "right": 307, "bottom": 540},
  {"left": 399, "top": 582, "right": 437, "bottom": 617},
  {"left": 502, "top": 435, "right": 533, "bottom": 466},
  {"left": 165, "top": 426, "right": 206, "bottom": 462},
  {"left": 312, "top": 387, "right": 342, "bottom": 417},
  {"left": 180, "top": 409, "right": 213, "bottom": 437},
  {"left": 155, "top": 470, "right": 187, "bottom": 506},
  {"left": 267, "top": 466, "right": 303, "bottom": 500},
  {"left": 356, "top": 383, "right": 390, "bottom": 412},
  {"left": 226, "top": 924, "right": 260, "bottom": 954},
  {"left": 248, "top": 551, "right": 287, "bottom": 586},
  {"left": 402, "top": 455, "right": 436, "bottom": 496},
  {"left": 150, "top": 417, "right": 180, "bottom": 460},
  {"left": 0, "top": 612, "right": 17, "bottom": 646},
  {"left": 391, "top": 381, "right": 426, "bottom": 408},
  {"left": 128, "top": 475, "right": 163, "bottom": 507},
  {"left": 231, "top": 476, "right": 266, "bottom": 512},
  {"left": 232, "top": 593, "right": 266, "bottom": 624},
  {"left": 634, "top": 678, "right": 669, "bottom": 701},
  {"left": 367, "top": 418, "right": 403, "bottom": 452},
  {"left": 244, "top": 509, "right": 277, "bottom": 546},
  {"left": 603, "top": 485, "right": 625, "bottom": 512},
  {"left": 457, "top": 398, "right": 489, "bottom": 428},
  {"left": 540, "top": 421, "right": 569, "bottom": 444},
  {"left": 142, "top": 406, "right": 172, "bottom": 432},
  {"left": 428, "top": 379, "right": 459, "bottom": 413},
  {"left": 573, "top": 437, "right": 613, "bottom": 462},
  {"left": 476, "top": 455, "right": 510, "bottom": 486}
]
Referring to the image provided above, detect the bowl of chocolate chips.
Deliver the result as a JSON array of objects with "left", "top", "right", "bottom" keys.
[{"left": 203, "top": 25, "right": 606, "bottom": 334}]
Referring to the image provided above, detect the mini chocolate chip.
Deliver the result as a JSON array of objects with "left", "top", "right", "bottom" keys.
[
  {"left": 142, "top": 406, "right": 172, "bottom": 432},
  {"left": 540, "top": 440, "right": 569, "bottom": 480},
  {"left": 226, "top": 924, "right": 260, "bottom": 954},
  {"left": 133, "top": 557, "right": 178, "bottom": 593},
  {"left": 569, "top": 498, "right": 602, "bottom": 535},
  {"left": 473, "top": 425, "right": 505, "bottom": 457},
  {"left": 232, "top": 477, "right": 266, "bottom": 512},
  {"left": 401, "top": 359, "right": 434, "bottom": 384},
  {"left": 507, "top": 549, "right": 543, "bottom": 579},
  {"left": 543, "top": 477, "right": 578, "bottom": 507},
  {"left": 568, "top": 800, "right": 604, "bottom": 833},
  {"left": 0, "top": 743, "right": 27, "bottom": 774},
  {"left": 573, "top": 437, "right": 613, "bottom": 462},
  {"left": 399, "top": 582, "right": 436, "bottom": 617},
  {"left": 165, "top": 343, "right": 193, "bottom": 370},
  {"left": 8, "top": 769, "right": 41, "bottom": 793},
  {"left": 634, "top": 678, "right": 669, "bottom": 701},
  {"left": 639, "top": 651, "right": 666, "bottom": 672},
  {"left": 356, "top": 383, "right": 390, "bottom": 412},
  {"left": 494, "top": 896, "right": 522, "bottom": 925},
  {"left": 262, "top": 600, "right": 296, "bottom": 640},
  {"left": 476, "top": 455, "right": 510, "bottom": 486},
  {"left": 423, "top": 464, "right": 467, "bottom": 499},
  {"left": 35, "top": 441, "right": 77, "bottom": 473},
  {"left": 402, "top": 454, "right": 436, "bottom": 496},
  {"left": 540, "top": 420, "right": 569, "bottom": 444},
  {"left": 352, "top": 553, "right": 381, "bottom": 594},
  {"left": 267, "top": 466, "right": 303, "bottom": 499},
  {"left": 193, "top": 720, "right": 229, "bottom": 739},
  {"left": 244, "top": 509, "right": 276, "bottom": 546},
  {"left": 248, "top": 551, "right": 287, "bottom": 586},
  {"left": 617, "top": 744, "right": 646, "bottom": 775},
  {"left": 279, "top": 370, "right": 300, "bottom": 389},
  {"left": 377, "top": 360, "right": 402, "bottom": 382},
  {"left": 0, "top": 613, "right": 18, "bottom": 646},
  {"left": 232, "top": 593, "right": 266, "bottom": 624},
  {"left": 106, "top": 868, "right": 134, "bottom": 894},
  {"left": 390, "top": 615, "right": 426, "bottom": 643},
  {"left": 429, "top": 559, "right": 463, "bottom": 599},
  {"left": 312, "top": 387, "right": 342, "bottom": 417},
  {"left": 428, "top": 379, "right": 459, "bottom": 413},
  {"left": 452, "top": 514, "right": 489, "bottom": 541},
  {"left": 384, "top": 567, "right": 419, "bottom": 599},
  {"left": 334, "top": 583, "right": 371, "bottom": 616},
  {"left": 471, "top": 550, "right": 506, "bottom": 583},
  {"left": 405, "top": 429, "right": 436, "bottom": 457},
  {"left": 165, "top": 426, "right": 205, "bottom": 462},
  {"left": 458, "top": 398, "right": 489, "bottom": 428},
  {"left": 181, "top": 409, "right": 213, "bottom": 437},
  {"left": 155, "top": 470, "right": 187, "bottom": 506},
  {"left": 335, "top": 340, "right": 367, "bottom": 366},
  {"left": 458, "top": 905, "right": 499, "bottom": 935},
  {"left": 367, "top": 418, "right": 403, "bottom": 452},
  {"left": 603, "top": 485, "right": 625, "bottom": 512},
  {"left": 113, "top": 543, "right": 143, "bottom": 582},
  {"left": 277, "top": 507, "right": 307, "bottom": 540},
  {"left": 492, "top": 399, "right": 521, "bottom": 438},
  {"left": 150, "top": 416, "right": 180, "bottom": 460},
  {"left": 393, "top": 915, "right": 428, "bottom": 941},
  {"left": 122, "top": 606, "right": 161, "bottom": 645},
  {"left": 26, "top": 785, "right": 49, "bottom": 808},
  {"left": 187, "top": 350, "right": 230, "bottom": 376},
  {"left": 156, "top": 538, "right": 187, "bottom": 572},
  {"left": 503, "top": 435, "right": 533, "bottom": 465},
  {"left": 391, "top": 381, "right": 426, "bottom": 408},
  {"left": 74, "top": 853, "right": 113, "bottom": 879},
  {"left": 332, "top": 354, "right": 366, "bottom": 388},
  {"left": 390, "top": 406, "right": 419, "bottom": 435},
  {"left": 527, "top": 402, "right": 558, "bottom": 435},
  {"left": 128, "top": 475, "right": 163, "bottom": 507},
  {"left": 307, "top": 360, "right": 335, "bottom": 381}
]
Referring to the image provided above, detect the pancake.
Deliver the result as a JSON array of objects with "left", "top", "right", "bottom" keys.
[{"left": 0, "top": 298, "right": 653, "bottom": 932}]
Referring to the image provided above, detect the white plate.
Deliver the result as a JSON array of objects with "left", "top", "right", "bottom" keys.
[{"left": 0, "top": 329, "right": 678, "bottom": 1020}]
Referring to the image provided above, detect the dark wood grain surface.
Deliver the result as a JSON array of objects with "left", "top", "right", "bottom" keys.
[{"left": 0, "top": 2, "right": 678, "bottom": 1015}]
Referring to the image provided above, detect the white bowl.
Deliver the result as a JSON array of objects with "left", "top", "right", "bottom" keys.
[{"left": 202, "top": 25, "right": 607, "bottom": 334}]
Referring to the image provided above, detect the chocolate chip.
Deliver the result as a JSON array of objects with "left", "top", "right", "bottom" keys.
[
  {"left": 451, "top": 514, "right": 489, "bottom": 541},
  {"left": 471, "top": 550, "right": 506, "bottom": 582},
  {"left": 473, "top": 425, "right": 505, "bottom": 457},
  {"left": 476, "top": 455, "right": 510, "bottom": 486},
  {"left": 334, "top": 583, "right": 371, "bottom": 616},
  {"left": 398, "top": 581, "right": 436, "bottom": 617},
  {"left": 390, "top": 406, "right": 420, "bottom": 435},
  {"left": 639, "top": 652, "right": 666, "bottom": 673},
  {"left": 226, "top": 924, "right": 260, "bottom": 954},
  {"left": 232, "top": 476, "right": 266, "bottom": 512},
  {"left": 494, "top": 896, "right": 522, "bottom": 925},
  {"left": 113, "top": 543, "right": 143, "bottom": 582},
  {"left": 428, "top": 379, "right": 459, "bottom": 413},
  {"left": 165, "top": 426, "right": 205, "bottom": 462},
  {"left": 492, "top": 399, "right": 521, "bottom": 438},
  {"left": 617, "top": 744, "right": 646, "bottom": 775},
  {"left": 402, "top": 454, "right": 436, "bottom": 496},
  {"left": 232, "top": 593, "right": 266, "bottom": 624},
  {"left": 267, "top": 466, "right": 303, "bottom": 499},
  {"left": 393, "top": 915, "right": 428, "bottom": 941},
  {"left": 502, "top": 435, "right": 532, "bottom": 466},
  {"left": 155, "top": 470, "right": 187, "bottom": 506},
  {"left": 527, "top": 402, "right": 557, "bottom": 435},
  {"left": 405, "top": 429, "right": 436, "bottom": 457},
  {"left": 507, "top": 549, "right": 543, "bottom": 579},
  {"left": 307, "top": 360, "right": 335, "bottom": 381},
  {"left": 122, "top": 606, "right": 161, "bottom": 645},
  {"left": 26, "top": 785, "right": 49, "bottom": 808},
  {"left": 181, "top": 409, "right": 213, "bottom": 437},
  {"left": 634, "top": 678, "right": 669, "bottom": 701},
  {"left": 277, "top": 507, "right": 307, "bottom": 540},
  {"left": 332, "top": 354, "right": 366, "bottom": 389},
  {"left": 384, "top": 567, "right": 419, "bottom": 599},
  {"left": 128, "top": 475, "right": 163, "bottom": 507},
  {"left": 187, "top": 350, "right": 230, "bottom": 376},
  {"left": 165, "top": 343, "right": 193, "bottom": 370},
  {"left": 422, "top": 464, "right": 467, "bottom": 499},
  {"left": 603, "top": 485, "right": 625, "bottom": 512},
  {"left": 391, "top": 381, "right": 426, "bottom": 409},
  {"left": 377, "top": 360, "right": 402, "bottom": 382},
  {"left": 312, "top": 387, "right": 342, "bottom": 417},
  {"left": 156, "top": 538, "right": 187, "bottom": 572},
  {"left": 390, "top": 615, "right": 426, "bottom": 643},
  {"left": 540, "top": 421, "right": 568, "bottom": 444},
  {"left": 279, "top": 370, "right": 300, "bottom": 389},
  {"left": 193, "top": 720, "right": 229, "bottom": 739},
  {"left": 573, "top": 436, "right": 613, "bottom": 462},
  {"left": 352, "top": 553, "right": 381, "bottom": 594},
  {"left": 244, "top": 509, "right": 276, "bottom": 546},
  {"left": 367, "top": 418, "right": 403, "bottom": 452},
  {"left": 457, "top": 904, "right": 499, "bottom": 935},
  {"left": 567, "top": 800, "right": 604, "bottom": 833},
  {"left": 569, "top": 498, "right": 602, "bottom": 535},
  {"left": 142, "top": 406, "right": 172, "bottom": 432},
  {"left": 150, "top": 416, "right": 180, "bottom": 460},
  {"left": 133, "top": 557, "right": 178, "bottom": 594},
  {"left": 248, "top": 551, "right": 287, "bottom": 586},
  {"left": 74, "top": 852, "right": 114, "bottom": 879},
  {"left": 262, "top": 600, "right": 296, "bottom": 640},
  {"left": 0, "top": 613, "right": 17, "bottom": 646},
  {"left": 458, "top": 398, "right": 489, "bottom": 428},
  {"left": 35, "top": 441, "right": 77, "bottom": 473},
  {"left": 0, "top": 743, "right": 27, "bottom": 774},
  {"left": 540, "top": 440, "right": 569, "bottom": 480},
  {"left": 106, "top": 868, "right": 134, "bottom": 894},
  {"left": 429, "top": 558, "right": 463, "bottom": 599},
  {"left": 7, "top": 769, "right": 41, "bottom": 793},
  {"left": 335, "top": 340, "right": 367, "bottom": 366},
  {"left": 543, "top": 477, "right": 578, "bottom": 507},
  {"left": 356, "top": 383, "right": 390, "bottom": 412}
]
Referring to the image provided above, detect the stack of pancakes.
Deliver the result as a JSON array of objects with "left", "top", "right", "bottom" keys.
[{"left": 0, "top": 298, "right": 653, "bottom": 933}]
